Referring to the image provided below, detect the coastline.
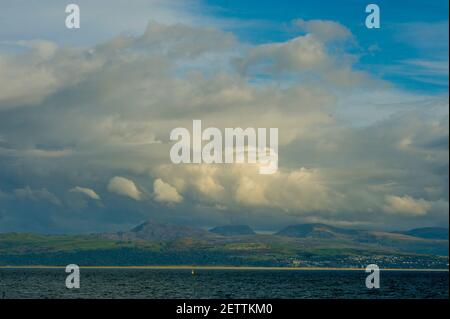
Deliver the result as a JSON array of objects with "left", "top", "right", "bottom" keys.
[{"left": 0, "top": 265, "right": 448, "bottom": 271}]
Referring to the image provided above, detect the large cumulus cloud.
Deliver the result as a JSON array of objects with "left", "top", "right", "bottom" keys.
[{"left": 0, "top": 20, "right": 448, "bottom": 233}]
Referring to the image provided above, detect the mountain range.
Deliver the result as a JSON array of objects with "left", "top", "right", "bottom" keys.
[{"left": 0, "top": 221, "right": 448, "bottom": 268}]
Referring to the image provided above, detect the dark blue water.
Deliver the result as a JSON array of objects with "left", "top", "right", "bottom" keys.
[{"left": 0, "top": 268, "right": 448, "bottom": 299}]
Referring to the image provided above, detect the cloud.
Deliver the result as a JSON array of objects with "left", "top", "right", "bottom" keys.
[
  {"left": 234, "top": 175, "right": 269, "bottom": 206},
  {"left": 153, "top": 178, "right": 183, "bottom": 203},
  {"left": 389, "top": 21, "right": 449, "bottom": 87},
  {"left": 0, "top": 20, "right": 447, "bottom": 232},
  {"left": 155, "top": 164, "right": 339, "bottom": 213},
  {"left": 233, "top": 20, "right": 373, "bottom": 87},
  {"left": 0, "top": 40, "right": 103, "bottom": 108},
  {"left": 0, "top": 146, "right": 73, "bottom": 158},
  {"left": 293, "top": 19, "right": 352, "bottom": 42},
  {"left": 13, "top": 186, "right": 61, "bottom": 206},
  {"left": 383, "top": 195, "right": 431, "bottom": 216},
  {"left": 235, "top": 34, "right": 328, "bottom": 75},
  {"left": 107, "top": 176, "right": 141, "bottom": 201},
  {"left": 0, "top": 0, "right": 213, "bottom": 46},
  {"left": 394, "top": 21, "right": 449, "bottom": 53},
  {"left": 70, "top": 186, "right": 101, "bottom": 200}
]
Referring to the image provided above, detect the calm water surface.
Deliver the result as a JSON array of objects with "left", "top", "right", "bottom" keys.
[{"left": 0, "top": 268, "right": 447, "bottom": 299}]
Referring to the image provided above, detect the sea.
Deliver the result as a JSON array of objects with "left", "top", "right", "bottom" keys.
[{"left": 0, "top": 268, "right": 448, "bottom": 299}]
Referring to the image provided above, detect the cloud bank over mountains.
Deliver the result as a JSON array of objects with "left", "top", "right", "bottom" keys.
[{"left": 0, "top": 16, "right": 448, "bottom": 233}]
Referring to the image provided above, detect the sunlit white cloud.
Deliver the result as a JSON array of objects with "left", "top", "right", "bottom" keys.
[
  {"left": 153, "top": 178, "right": 183, "bottom": 203},
  {"left": 70, "top": 186, "right": 101, "bottom": 200},
  {"left": 383, "top": 195, "right": 431, "bottom": 216},
  {"left": 107, "top": 176, "right": 142, "bottom": 201}
]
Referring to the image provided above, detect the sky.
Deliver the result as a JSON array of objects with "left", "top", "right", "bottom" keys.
[{"left": 0, "top": 0, "right": 448, "bottom": 233}]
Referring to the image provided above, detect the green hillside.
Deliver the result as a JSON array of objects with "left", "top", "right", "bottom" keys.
[{"left": 0, "top": 222, "right": 448, "bottom": 268}]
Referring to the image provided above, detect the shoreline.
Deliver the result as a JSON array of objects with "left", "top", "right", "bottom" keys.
[{"left": 0, "top": 265, "right": 448, "bottom": 272}]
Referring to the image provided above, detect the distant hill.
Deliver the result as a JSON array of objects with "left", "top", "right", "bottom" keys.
[
  {"left": 100, "top": 220, "right": 214, "bottom": 241},
  {"left": 397, "top": 227, "right": 449, "bottom": 240},
  {"left": 276, "top": 223, "right": 359, "bottom": 239},
  {"left": 275, "top": 223, "right": 448, "bottom": 256},
  {"left": 210, "top": 225, "right": 255, "bottom": 236}
]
